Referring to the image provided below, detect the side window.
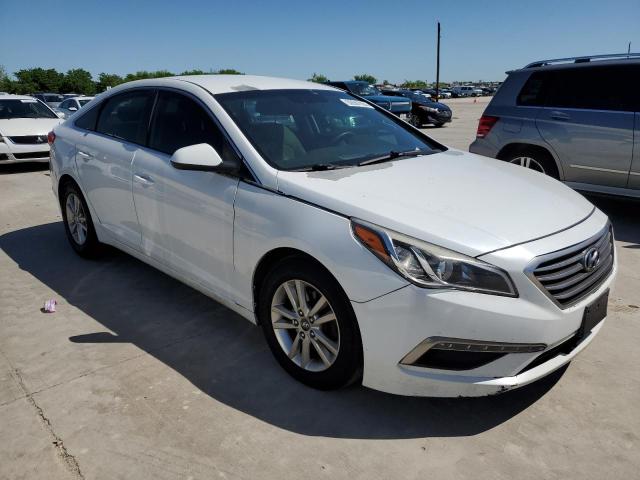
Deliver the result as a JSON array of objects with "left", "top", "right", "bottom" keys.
[
  {"left": 517, "top": 72, "right": 550, "bottom": 106},
  {"left": 96, "top": 90, "right": 155, "bottom": 144},
  {"left": 74, "top": 102, "right": 101, "bottom": 131},
  {"left": 148, "top": 91, "right": 224, "bottom": 155},
  {"left": 59, "top": 100, "right": 70, "bottom": 109},
  {"left": 546, "top": 66, "right": 635, "bottom": 112}
]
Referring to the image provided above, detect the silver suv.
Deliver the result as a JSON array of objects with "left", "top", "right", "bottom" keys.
[{"left": 470, "top": 54, "right": 640, "bottom": 198}]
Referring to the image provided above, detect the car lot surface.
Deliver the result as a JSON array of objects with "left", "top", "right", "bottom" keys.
[{"left": 0, "top": 97, "right": 638, "bottom": 480}]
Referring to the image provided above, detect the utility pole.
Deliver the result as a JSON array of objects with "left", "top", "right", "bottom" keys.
[{"left": 435, "top": 22, "right": 441, "bottom": 102}]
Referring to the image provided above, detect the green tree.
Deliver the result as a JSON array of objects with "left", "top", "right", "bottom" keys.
[
  {"left": 215, "top": 68, "right": 244, "bottom": 75},
  {"left": 401, "top": 79, "right": 429, "bottom": 89},
  {"left": 13, "top": 68, "right": 64, "bottom": 94},
  {"left": 124, "top": 70, "right": 175, "bottom": 82},
  {"left": 308, "top": 73, "right": 329, "bottom": 83},
  {"left": 353, "top": 73, "right": 377, "bottom": 84},
  {"left": 180, "top": 69, "right": 209, "bottom": 75},
  {"left": 96, "top": 73, "right": 124, "bottom": 92},
  {"left": 61, "top": 69, "right": 95, "bottom": 95}
]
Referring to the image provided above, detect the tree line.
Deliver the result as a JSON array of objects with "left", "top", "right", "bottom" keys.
[
  {"left": 0, "top": 66, "right": 450, "bottom": 96},
  {"left": 0, "top": 67, "right": 244, "bottom": 95}
]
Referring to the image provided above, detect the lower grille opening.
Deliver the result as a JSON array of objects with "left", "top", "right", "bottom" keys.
[
  {"left": 518, "top": 335, "right": 578, "bottom": 374},
  {"left": 413, "top": 349, "right": 506, "bottom": 371},
  {"left": 0, "top": 153, "right": 8, "bottom": 161},
  {"left": 13, "top": 151, "right": 49, "bottom": 160}
]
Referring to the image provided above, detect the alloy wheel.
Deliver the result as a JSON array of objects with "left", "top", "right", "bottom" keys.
[
  {"left": 270, "top": 279, "right": 341, "bottom": 372},
  {"left": 510, "top": 156, "right": 546, "bottom": 174},
  {"left": 65, "top": 193, "right": 88, "bottom": 245}
]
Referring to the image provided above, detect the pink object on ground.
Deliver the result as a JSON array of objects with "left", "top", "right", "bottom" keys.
[{"left": 43, "top": 299, "right": 57, "bottom": 313}]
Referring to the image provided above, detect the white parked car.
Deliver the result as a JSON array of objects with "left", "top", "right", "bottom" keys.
[
  {"left": 55, "top": 96, "right": 95, "bottom": 119},
  {"left": 452, "top": 85, "right": 478, "bottom": 97},
  {"left": 0, "top": 95, "right": 62, "bottom": 164},
  {"left": 49, "top": 75, "right": 616, "bottom": 397}
]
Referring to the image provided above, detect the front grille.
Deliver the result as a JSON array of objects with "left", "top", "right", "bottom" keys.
[
  {"left": 529, "top": 226, "right": 614, "bottom": 308},
  {"left": 8, "top": 135, "right": 48, "bottom": 145},
  {"left": 13, "top": 151, "right": 49, "bottom": 160}
]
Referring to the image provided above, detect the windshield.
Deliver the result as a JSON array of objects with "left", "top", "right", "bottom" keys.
[
  {"left": 44, "top": 94, "right": 64, "bottom": 102},
  {"left": 79, "top": 99, "right": 92, "bottom": 106},
  {"left": 0, "top": 99, "right": 58, "bottom": 119},
  {"left": 215, "top": 89, "right": 441, "bottom": 171},
  {"left": 348, "top": 83, "right": 381, "bottom": 96}
]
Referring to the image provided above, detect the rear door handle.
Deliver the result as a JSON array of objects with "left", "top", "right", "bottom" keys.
[
  {"left": 550, "top": 111, "right": 571, "bottom": 121},
  {"left": 133, "top": 173, "right": 154, "bottom": 186},
  {"left": 77, "top": 150, "right": 91, "bottom": 161}
]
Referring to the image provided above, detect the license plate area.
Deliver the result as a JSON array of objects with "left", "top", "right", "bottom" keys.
[{"left": 578, "top": 289, "right": 608, "bottom": 340}]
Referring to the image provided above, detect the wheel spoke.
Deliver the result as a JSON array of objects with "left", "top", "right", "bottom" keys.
[
  {"left": 307, "top": 294, "right": 327, "bottom": 318},
  {"left": 301, "top": 337, "right": 311, "bottom": 368},
  {"left": 295, "top": 280, "right": 308, "bottom": 314},
  {"left": 314, "top": 312, "right": 336, "bottom": 325},
  {"left": 283, "top": 281, "right": 299, "bottom": 311},
  {"left": 288, "top": 333, "right": 301, "bottom": 359},
  {"left": 271, "top": 304, "right": 297, "bottom": 320},
  {"left": 313, "top": 330, "right": 338, "bottom": 356},
  {"left": 311, "top": 337, "right": 332, "bottom": 367},
  {"left": 524, "top": 157, "right": 531, "bottom": 168}
]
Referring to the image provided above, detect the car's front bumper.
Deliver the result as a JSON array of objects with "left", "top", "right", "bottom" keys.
[
  {"left": 0, "top": 140, "right": 50, "bottom": 164},
  {"left": 352, "top": 209, "right": 615, "bottom": 397}
]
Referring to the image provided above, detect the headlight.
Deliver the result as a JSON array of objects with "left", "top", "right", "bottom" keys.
[
  {"left": 420, "top": 106, "right": 439, "bottom": 113},
  {"left": 352, "top": 219, "right": 517, "bottom": 297}
]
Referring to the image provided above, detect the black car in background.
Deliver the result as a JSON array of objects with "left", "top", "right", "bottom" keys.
[{"left": 381, "top": 89, "right": 452, "bottom": 127}]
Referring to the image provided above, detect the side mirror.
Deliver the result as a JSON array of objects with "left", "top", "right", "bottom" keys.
[
  {"left": 68, "top": 106, "right": 78, "bottom": 112},
  {"left": 170, "top": 143, "right": 225, "bottom": 171},
  {"left": 56, "top": 111, "right": 66, "bottom": 119}
]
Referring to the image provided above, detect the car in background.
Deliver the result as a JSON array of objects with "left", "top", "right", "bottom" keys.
[
  {"left": 382, "top": 89, "right": 452, "bottom": 127},
  {"left": 55, "top": 96, "right": 95, "bottom": 119},
  {"left": 33, "top": 93, "right": 64, "bottom": 108},
  {"left": 326, "top": 81, "right": 412, "bottom": 120},
  {"left": 481, "top": 87, "right": 496, "bottom": 96},
  {"left": 469, "top": 53, "right": 640, "bottom": 198},
  {"left": 451, "top": 86, "right": 479, "bottom": 97},
  {"left": 0, "top": 94, "right": 61, "bottom": 164},
  {"left": 49, "top": 75, "right": 615, "bottom": 397}
]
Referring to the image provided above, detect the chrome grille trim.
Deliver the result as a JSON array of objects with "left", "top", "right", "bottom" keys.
[
  {"left": 526, "top": 224, "right": 614, "bottom": 309},
  {"left": 8, "top": 135, "right": 48, "bottom": 145}
]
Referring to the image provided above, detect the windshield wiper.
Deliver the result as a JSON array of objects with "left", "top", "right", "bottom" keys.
[
  {"left": 358, "top": 149, "right": 427, "bottom": 166},
  {"left": 291, "top": 163, "right": 351, "bottom": 172}
]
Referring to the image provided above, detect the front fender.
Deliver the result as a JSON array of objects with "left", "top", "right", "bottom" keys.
[{"left": 232, "top": 182, "right": 408, "bottom": 311}]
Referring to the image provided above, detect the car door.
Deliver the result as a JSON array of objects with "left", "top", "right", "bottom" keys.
[
  {"left": 536, "top": 65, "right": 634, "bottom": 188},
  {"left": 131, "top": 89, "right": 240, "bottom": 298},
  {"left": 75, "top": 89, "right": 155, "bottom": 248}
]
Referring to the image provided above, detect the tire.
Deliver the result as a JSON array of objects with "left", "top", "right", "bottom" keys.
[
  {"left": 60, "top": 182, "right": 102, "bottom": 258},
  {"left": 409, "top": 113, "right": 422, "bottom": 128},
  {"left": 258, "top": 257, "right": 362, "bottom": 390},
  {"left": 501, "top": 147, "right": 560, "bottom": 179}
]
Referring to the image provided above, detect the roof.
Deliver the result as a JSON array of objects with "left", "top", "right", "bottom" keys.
[
  {"left": 0, "top": 94, "right": 38, "bottom": 101},
  {"left": 170, "top": 75, "right": 336, "bottom": 94}
]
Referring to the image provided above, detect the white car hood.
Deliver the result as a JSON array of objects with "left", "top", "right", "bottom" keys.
[
  {"left": 0, "top": 118, "right": 61, "bottom": 137},
  {"left": 276, "top": 150, "right": 595, "bottom": 257}
]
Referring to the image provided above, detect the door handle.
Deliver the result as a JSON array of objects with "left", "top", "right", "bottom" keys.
[
  {"left": 133, "top": 173, "right": 154, "bottom": 186},
  {"left": 550, "top": 111, "right": 571, "bottom": 121},
  {"left": 77, "top": 150, "right": 91, "bottom": 161}
]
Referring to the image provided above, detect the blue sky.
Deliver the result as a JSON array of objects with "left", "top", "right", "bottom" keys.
[{"left": 2, "top": 0, "right": 639, "bottom": 83}]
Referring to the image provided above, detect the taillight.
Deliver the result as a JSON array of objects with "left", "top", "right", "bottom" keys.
[
  {"left": 47, "top": 131, "right": 56, "bottom": 145},
  {"left": 476, "top": 115, "right": 499, "bottom": 138}
]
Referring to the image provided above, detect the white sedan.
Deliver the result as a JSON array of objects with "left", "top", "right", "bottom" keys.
[
  {"left": 49, "top": 75, "right": 615, "bottom": 397},
  {"left": 0, "top": 95, "right": 61, "bottom": 164},
  {"left": 55, "top": 96, "right": 95, "bottom": 119}
]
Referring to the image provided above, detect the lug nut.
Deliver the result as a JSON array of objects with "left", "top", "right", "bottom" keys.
[
  {"left": 293, "top": 320, "right": 299, "bottom": 326},
  {"left": 300, "top": 332, "right": 305, "bottom": 339},
  {"left": 310, "top": 331, "right": 315, "bottom": 338}
]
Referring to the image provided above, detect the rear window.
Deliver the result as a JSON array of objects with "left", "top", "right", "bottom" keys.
[
  {"left": 95, "top": 90, "right": 155, "bottom": 144},
  {"left": 517, "top": 72, "right": 549, "bottom": 106}
]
